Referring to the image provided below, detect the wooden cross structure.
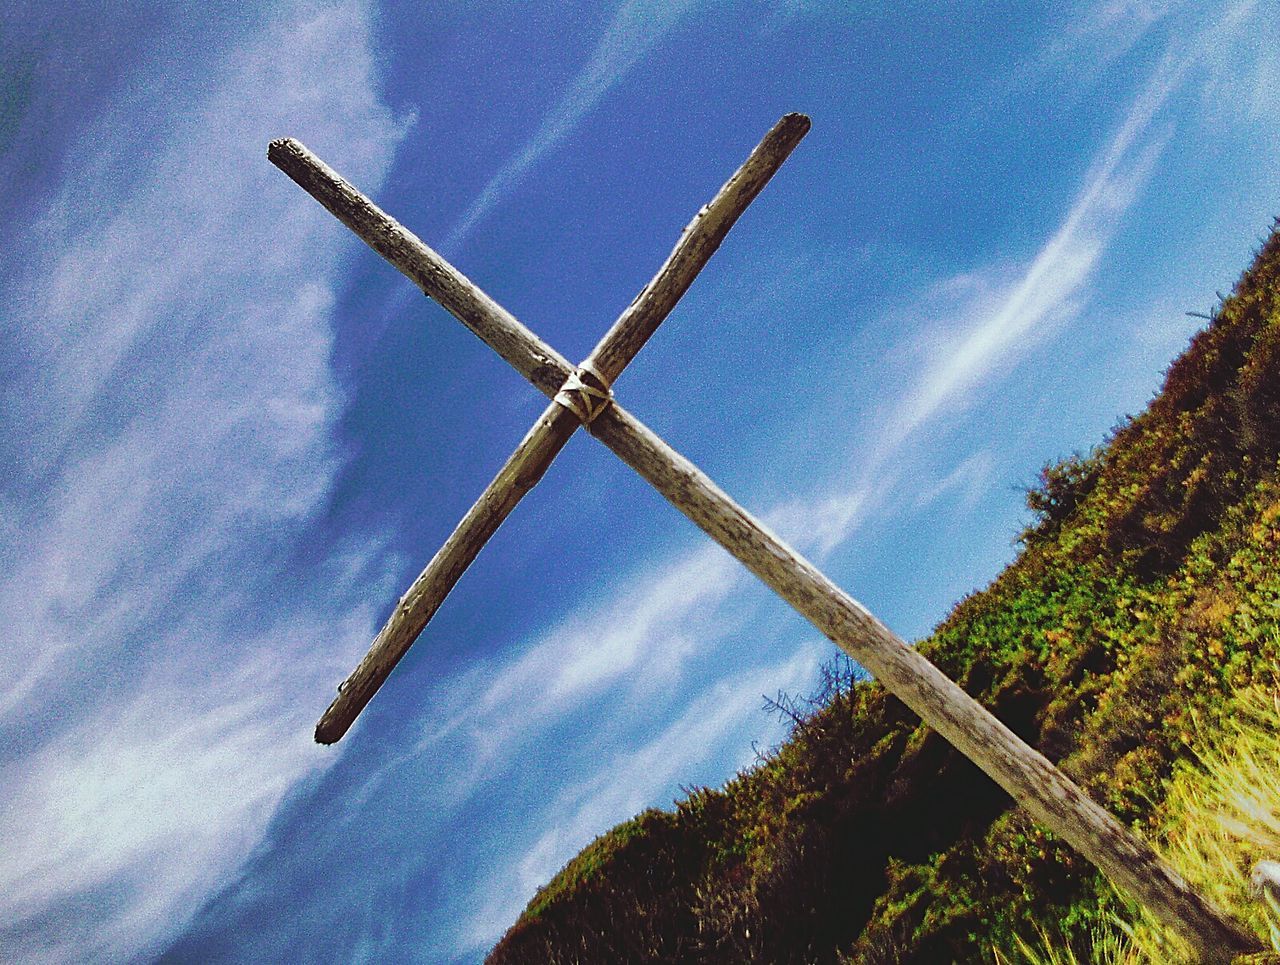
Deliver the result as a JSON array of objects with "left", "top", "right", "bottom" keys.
[{"left": 269, "top": 116, "right": 1259, "bottom": 960}]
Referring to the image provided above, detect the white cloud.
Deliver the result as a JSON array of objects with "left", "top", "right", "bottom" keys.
[
  {"left": 456, "top": 645, "right": 822, "bottom": 952},
  {"left": 374, "top": 48, "right": 1192, "bottom": 957},
  {"left": 862, "top": 0, "right": 1280, "bottom": 487},
  {"left": 0, "top": 2, "right": 407, "bottom": 960},
  {"left": 857, "top": 55, "right": 1178, "bottom": 474},
  {"left": 1033, "top": 0, "right": 1180, "bottom": 82},
  {"left": 484, "top": 543, "right": 739, "bottom": 711},
  {"left": 764, "top": 488, "right": 871, "bottom": 561},
  {"left": 1194, "top": 0, "right": 1280, "bottom": 138},
  {"left": 1030, "top": 0, "right": 1277, "bottom": 138},
  {"left": 913, "top": 451, "right": 996, "bottom": 512},
  {"left": 401, "top": 541, "right": 747, "bottom": 799},
  {"left": 440, "top": 0, "right": 702, "bottom": 252},
  {"left": 0, "top": 611, "right": 373, "bottom": 963}
]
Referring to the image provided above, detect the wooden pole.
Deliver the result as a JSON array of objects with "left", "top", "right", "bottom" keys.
[
  {"left": 268, "top": 138, "right": 571, "bottom": 395},
  {"left": 581, "top": 113, "right": 811, "bottom": 382},
  {"left": 287, "top": 115, "right": 810, "bottom": 744},
  {"left": 588, "top": 406, "right": 1259, "bottom": 961},
  {"left": 270, "top": 134, "right": 1260, "bottom": 959}
]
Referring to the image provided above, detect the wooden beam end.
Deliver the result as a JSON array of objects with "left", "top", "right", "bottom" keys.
[
  {"left": 315, "top": 699, "right": 351, "bottom": 745},
  {"left": 780, "top": 112, "right": 811, "bottom": 134},
  {"left": 267, "top": 137, "right": 300, "bottom": 163}
]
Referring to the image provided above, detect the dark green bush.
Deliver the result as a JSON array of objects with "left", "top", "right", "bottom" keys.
[
  {"left": 487, "top": 223, "right": 1280, "bottom": 964},
  {"left": 1021, "top": 451, "right": 1102, "bottom": 545}
]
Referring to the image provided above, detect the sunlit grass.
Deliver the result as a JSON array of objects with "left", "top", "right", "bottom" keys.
[
  {"left": 991, "top": 922, "right": 1137, "bottom": 965},
  {"left": 996, "top": 683, "right": 1280, "bottom": 963},
  {"left": 1126, "top": 682, "right": 1280, "bottom": 960}
]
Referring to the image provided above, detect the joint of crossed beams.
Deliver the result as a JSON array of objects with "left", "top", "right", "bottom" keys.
[{"left": 552, "top": 362, "right": 613, "bottom": 425}]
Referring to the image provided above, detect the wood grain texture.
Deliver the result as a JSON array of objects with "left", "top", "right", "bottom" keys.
[
  {"left": 586, "top": 403, "right": 1259, "bottom": 961},
  {"left": 272, "top": 124, "right": 1256, "bottom": 956},
  {"left": 314, "top": 401, "right": 578, "bottom": 744},
  {"left": 268, "top": 137, "right": 571, "bottom": 397},
  {"left": 585, "top": 113, "right": 810, "bottom": 383},
  {"left": 299, "top": 116, "right": 810, "bottom": 743}
]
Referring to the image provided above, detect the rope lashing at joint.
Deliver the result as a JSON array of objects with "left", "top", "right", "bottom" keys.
[{"left": 553, "top": 362, "right": 613, "bottom": 424}]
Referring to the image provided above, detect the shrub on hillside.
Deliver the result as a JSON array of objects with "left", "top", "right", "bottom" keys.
[{"left": 1021, "top": 452, "right": 1103, "bottom": 545}]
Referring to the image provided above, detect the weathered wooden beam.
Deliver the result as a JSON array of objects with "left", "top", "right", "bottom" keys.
[
  {"left": 268, "top": 137, "right": 572, "bottom": 397},
  {"left": 587, "top": 406, "right": 1258, "bottom": 961},
  {"left": 319, "top": 400, "right": 579, "bottom": 744},
  {"left": 291, "top": 115, "right": 810, "bottom": 744},
  {"left": 271, "top": 133, "right": 1259, "bottom": 957},
  {"left": 584, "top": 113, "right": 811, "bottom": 383}
]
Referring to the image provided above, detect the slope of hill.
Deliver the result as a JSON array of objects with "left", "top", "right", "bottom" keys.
[{"left": 488, "top": 222, "right": 1280, "bottom": 964}]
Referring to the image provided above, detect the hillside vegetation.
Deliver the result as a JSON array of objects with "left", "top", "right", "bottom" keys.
[{"left": 488, "top": 222, "right": 1280, "bottom": 964}]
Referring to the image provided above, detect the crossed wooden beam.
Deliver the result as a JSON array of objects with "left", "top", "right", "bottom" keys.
[{"left": 269, "top": 116, "right": 1257, "bottom": 959}]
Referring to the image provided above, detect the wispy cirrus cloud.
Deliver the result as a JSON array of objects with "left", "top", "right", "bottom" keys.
[
  {"left": 457, "top": 645, "right": 821, "bottom": 952},
  {"left": 417, "top": 21, "right": 1202, "bottom": 953},
  {"left": 866, "top": 0, "right": 1280, "bottom": 482},
  {"left": 0, "top": 2, "right": 407, "bottom": 961},
  {"left": 369, "top": 541, "right": 752, "bottom": 820},
  {"left": 440, "top": 0, "right": 701, "bottom": 253},
  {"left": 868, "top": 56, "right": 1179, "bottom": 465},
  {"left": 1029, "top": 0, "right": 1180, "bottom": 86}
]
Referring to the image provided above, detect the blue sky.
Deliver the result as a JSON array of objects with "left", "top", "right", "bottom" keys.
[{"left": 1, "top": 1, "right": 1277, "bottom": 961}]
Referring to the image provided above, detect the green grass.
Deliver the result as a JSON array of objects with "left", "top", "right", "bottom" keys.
[
  {"left": 992, "top": 922, "right": 1136, "bottom": 965},
  {"left": 1126, "top": 682, "right": 1280, "bottom": 960},
  {"left": 487, "top": 220, "right": 1280, "bottom": 964},
  {"left": 994, "top": 681, "right": 1280, "bottom": 963}
]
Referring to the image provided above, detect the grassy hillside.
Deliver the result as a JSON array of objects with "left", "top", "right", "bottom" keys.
[{"left": 488, "top": 221, "right": 1280, "bottom": 964}]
